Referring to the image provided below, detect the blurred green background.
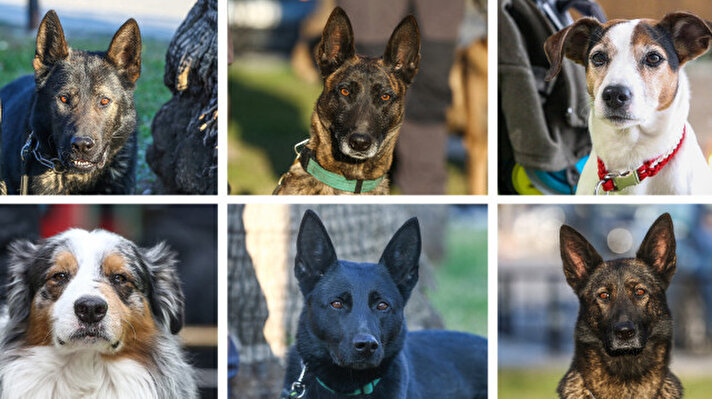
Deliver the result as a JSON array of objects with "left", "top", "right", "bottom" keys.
[{"left": 0, "top": 22, "right": 170, "bottom": 192}]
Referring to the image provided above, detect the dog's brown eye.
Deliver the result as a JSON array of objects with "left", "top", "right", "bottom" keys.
[
  {"left": 645, "top": 52, "right": 663, "bottom": 67},
  {"left": 598, "top": 292, "right": 610, "bottom": 300},
  {"left": 111, "top": 274, "right": 127, "bottom": 285},
  {"left": 340, "top": 88, "right": 350, "bottom": 96},
  {"left": 380, "top": 93, "right": 391, "bottom": 101},
  {"left": 635, "top": 288, "right": 646, "bottom": 297},
  {"left": 591, "top": 52, "right": 607, "bottom": 67},
  {"left": 376, "top": 302, "right": 389, "bottom": 311},
  {"left": 59, "top": 95, "right": 69, "bottom": 104},
  {"left": 51, "top": 272, "right": 69, "bottom": 282},
  {"left": 331, "top": 300, "right": 343, "bottom": 309},
  {"left": 100, "top": 97, "right": 111, "bottom": 106}
]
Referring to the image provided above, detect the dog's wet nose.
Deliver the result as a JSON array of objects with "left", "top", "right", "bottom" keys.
[
  {"left": 614, "top": 321, "right": 636, "bottom": 340},
  {"left": 602, "top": 85, "right": 632, "bottom": 109},
  {"left": 353, "top": 334, "right": 379, "bottom": 354},
  {"left": 348, "top": 133, "right": 373, "bottom": 152},
  {"left": 71, "top": 136, "right": 95, "bottom": 154},
  {"left": 74, "top": 296, "right": 108, "bottom": 324}
]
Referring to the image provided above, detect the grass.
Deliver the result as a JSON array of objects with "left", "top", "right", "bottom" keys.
[
  {"left": 228, "top": 56, "right": 468, "bottom": 195},
  {"left": 429, "top": 225, "right": 488, "bottom": 337},
  {"left": 0, "top": 23, "right": 171, "bottom": 193},
  {"left": 499, "top": 369, "right": 712, "bottom": 399}
]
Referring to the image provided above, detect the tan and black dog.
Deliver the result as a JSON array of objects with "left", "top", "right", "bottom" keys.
[
  {"left": 274, "top": 7, "right": 420, "bottom": 195},
  {"left": 558, "top": 213, "right": 682, "bottom": 399}
]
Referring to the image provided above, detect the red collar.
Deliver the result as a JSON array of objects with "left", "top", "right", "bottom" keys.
[{"left": 596, "top": 126, "right": 686, "bottom": 193}]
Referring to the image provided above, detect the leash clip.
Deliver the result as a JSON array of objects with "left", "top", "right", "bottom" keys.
[{"left": 294, "top": 139, "right": 309, "bottom": 157}]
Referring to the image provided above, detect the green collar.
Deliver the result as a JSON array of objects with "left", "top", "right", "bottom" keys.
[
  {"left": 299, "top": 147, "right": 384, "bottom": 193},
  {"left": 316, "top": 377, "right": 381, "bottom": 396}
]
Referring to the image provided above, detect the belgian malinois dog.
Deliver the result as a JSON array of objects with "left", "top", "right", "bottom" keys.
[
  {"left": 273, "top": 7, "right": 420, "bottom": 195},
  {"left": 558, "top": 213, "right": 682, "bottom": 398}
]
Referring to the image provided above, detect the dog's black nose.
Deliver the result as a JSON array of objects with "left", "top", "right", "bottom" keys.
[
  {"left": 614, "top": 321, "right": 636, "bottom": 340},
  {"left": 71, "top": 136, "right": 95, "bottom": 154},
  {"left": 74, "top": 296, "right": 108, "bottom": 324},
  {"left": 602, "top": 85, "right": 632, "bottom": 109},
  {"left": 353, "top": 334, "right": 379, "bottom": 354},
  {"left": 348, "top": 133, "right": 373, "bottom": 152}
]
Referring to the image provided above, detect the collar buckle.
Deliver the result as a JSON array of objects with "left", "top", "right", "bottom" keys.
[{"left": 595, "top": 170, "right": 640, "bottom": 195}]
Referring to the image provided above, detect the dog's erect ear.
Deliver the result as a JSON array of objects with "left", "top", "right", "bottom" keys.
[
  {"left": 384, "top": 15, "right": 421, "bottom": 84},
  {"left": 142, "top": 243, "right": 185, "bottom": 335},
  {"left": 107, "top": 18, "right": 142, "bottom": 84},
  {"left": 295, "top": 210, "right": 338, "bottom": 294},
  {"left": 315, "top": 7, "right": 355, "bottom": 78},
  {"left": 637, "top": 213, "right": 677, "bottom": 288},
  {"left": 379, "top": 218, "right": 421, "bottom": 301},
  {"left": 33, "top": 10, "right": 69, "bottom": 81},
  {"left": 544, "top": 17, "right": 601, "bottom": 81},
  {"left": 6, "top": 240, "right": 40, "bottom": 324},
  {"left": 657, "top": 12, "right": 712, "bottom": 66},
  {"left": 560, "top": 225, "right": 603, "bottom": 291}
]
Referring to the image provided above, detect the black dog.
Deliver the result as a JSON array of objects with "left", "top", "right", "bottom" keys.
[
  {"left": 0, "top": 10, "right": 139, "bottom": 194},
  {"left": 282, "top": 210, "right": 487, "bottom": 398},
  {"left": 558, "top": 213, "right": 682, "bottom": 398}
]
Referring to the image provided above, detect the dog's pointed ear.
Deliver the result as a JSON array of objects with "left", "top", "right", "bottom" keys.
[
  {"left": 33, "top": 10, "right": 69, "bottom": 81},
  {"left": 560, "top": 225, "right": 603, "bottom": 291},
  {"left": 657, "top": 12, "right": 712, "bottom": 66},
  {"left": 142, "top": 243, "right": 185, "bottom": 335},
  {"left": 295, "top": 210, "right": 338, "bottom": 294},
  {"left": 379, "top": 218, "right": 420, "bottom": 301},
  {"left": 384, "top": 15, "right": 421, "bottom": 84},
  {"left": 6, "top": 240, "right": 40, "bottom": 324},
  {"left": 315, "top": 7, "right": 355, "bottom": 78},
  {"left": 637, "top": 213, "right": 677, "bottom": 288},
  {"left": 107, "top": 18, "right": 142, "bottom": 84},
  {"left": 544, "top": 17, "right": 601, "bottom": 81}
]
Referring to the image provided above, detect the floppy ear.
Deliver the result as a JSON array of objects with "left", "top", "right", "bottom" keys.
[
  {"left": 5, "top": 240, "right": 40, "bottom": 323},
  {"left": 295, "top": 210, "right": 338, "bottom": 294},
  {"left": 315, "top": 7, "right": 355, "bottom": 78},
  {"left": 143, "top": 243, "right": 185, "bottom": 335},
  {"left": 657, "top": 12, "right": 712, "bottom": 66},
  {"left": 383, "top": 15, "right": 421, "bottom": 84},
  {"left": 379, "top": 218, "right": 421, "bottom": 301},
  {"left": 33, "top": 10, "right": 69, "bottom": 82},
  {"left": 560, "top": 225, "right": 603, "bottom": 291},
  {"left": 636, "top": 213, "right": 676, "bottom": 288},
  {"left": 107, "top": 18, "right": 142, "bottom": 84},
  {"left": 544, "top": 17, "right": 601, "bottom": 81}
]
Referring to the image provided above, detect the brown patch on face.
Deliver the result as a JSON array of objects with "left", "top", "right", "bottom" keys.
[
  {"left": 103, "top": 252, "right": 127, "bottom": 276},
  {"left": 585, "top": 36, "right": 614, "bottom": 97},
  {"left": 98, "top": 283, "right": 158, "bottom": 364},
  {"left": 26, "top": 300, "right": 53, "bottom": 346},
  {"left": 50, "top": 251, "right": 78, "bottom": 275},
  {"left": 632, "top": 22, "right": 679, "bottom": 111}
]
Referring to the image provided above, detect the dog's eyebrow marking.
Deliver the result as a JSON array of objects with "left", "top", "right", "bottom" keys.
[
  {"left": 50, "top": 251, "right": 78, "bottom": 276},
  {"left": 375, "top": 62, "right": 398, "bottom": 92}
]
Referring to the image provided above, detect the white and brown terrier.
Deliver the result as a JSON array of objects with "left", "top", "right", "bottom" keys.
[{"left": 545, "top": 12, "right": 712, "bottom": 195}]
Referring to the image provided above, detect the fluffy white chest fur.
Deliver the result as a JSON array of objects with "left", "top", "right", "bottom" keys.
[{"left": 1, "top": 347, "right": 157, "bottom": 399}]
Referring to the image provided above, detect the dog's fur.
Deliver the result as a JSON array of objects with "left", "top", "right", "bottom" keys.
[
  {"left": 0, "top": 10, "right": 139, "bottom": 195},
  {"left": 274, "top": 7, "right": 420, "bottom": 195},
  {"left": 282, "top": 210, "right": 487, "bottom": 398},
  {"left": 545, "top": 13, "right": 712, "bottom": 195},
  {"left": 0, "top": 229, "right": 197, "bottom": 399},
  {"left": 558, "top": 214, "right": 682, "bottom": 398}
]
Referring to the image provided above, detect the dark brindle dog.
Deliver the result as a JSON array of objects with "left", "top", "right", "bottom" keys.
[
  {"left": 558, "top": 213, "right": 682, "bottom": 399},
  {"left": 0, "top": 10, "right": 139, "bottom": 195},
  {"left": 274, "top": 7, "right": 420, "bottom": 195}
]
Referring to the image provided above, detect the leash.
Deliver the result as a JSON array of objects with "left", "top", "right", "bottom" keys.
[
  {"left": 280, "top": 361, "right": 381, "bottom": 398},
  {"left": 294, "top": 140, "right": 385, "bottom": 194},
  {"left": 595, "top": 126, "right": 686, "bottom": 194},
  {"left": 19, "top": 131, "right": 65, "bottom": 195}
]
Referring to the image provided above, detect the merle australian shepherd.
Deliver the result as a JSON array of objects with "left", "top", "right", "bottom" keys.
[{"left": 0, "top": 229, "right": 197, "bottom": 398}]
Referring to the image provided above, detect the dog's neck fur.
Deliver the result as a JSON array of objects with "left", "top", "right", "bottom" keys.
[
  {"left": 589, "top": 71, "right": 690, "bottom": 172},
  {"left": 309, "top": 111, "right": 400, "bottom": 181}
]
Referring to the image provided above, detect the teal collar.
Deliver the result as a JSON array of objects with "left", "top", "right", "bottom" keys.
[
  {"left": 316, "top": 376, "right": 381, "bottom": 396},
  {"left": 298, "top": 146, "right": 385, "bottom": 193}
]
